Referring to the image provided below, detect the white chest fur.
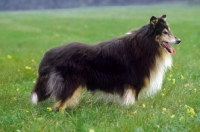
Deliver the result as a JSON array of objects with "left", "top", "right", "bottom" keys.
[{"left": 140, "top": 53, "right": 172, "bottom": 97}]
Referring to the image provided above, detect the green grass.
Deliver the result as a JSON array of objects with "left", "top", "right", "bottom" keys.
[{"left": 0, "top": 5, "right": 200, "bottom": 132}]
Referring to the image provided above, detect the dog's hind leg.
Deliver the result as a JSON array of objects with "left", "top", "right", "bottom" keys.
[{"left": 54, "top": 85, "right": 82, "bottom": 114}]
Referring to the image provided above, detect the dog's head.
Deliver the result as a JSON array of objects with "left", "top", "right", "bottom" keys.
[{"left": 150, "top": 15, "right": 181, "bottom": 54}]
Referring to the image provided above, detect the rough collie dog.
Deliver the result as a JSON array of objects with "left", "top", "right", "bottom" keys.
[{"left": 31, "top": 15, "right": 181, "bottom": 112}]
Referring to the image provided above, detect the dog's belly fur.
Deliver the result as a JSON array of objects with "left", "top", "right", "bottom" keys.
[{"left": 93, "top": 52, "right": 172, "bottom": 103}]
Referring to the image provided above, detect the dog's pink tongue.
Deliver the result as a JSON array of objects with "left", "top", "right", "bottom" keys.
[
  {"left": 164, "top": 42, "right": 176, "bottom": 54},
  {"left": 169, "top": 46, "right": 176, "bottom": 54}
]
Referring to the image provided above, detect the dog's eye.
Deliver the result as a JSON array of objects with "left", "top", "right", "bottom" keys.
[{"left": 163, "top": 31, "right": 168, "bottom": 34}]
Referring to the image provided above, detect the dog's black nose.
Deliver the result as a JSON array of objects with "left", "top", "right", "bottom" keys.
[{"left": 176, "top": 39, "right": 181, "bottom": 44}]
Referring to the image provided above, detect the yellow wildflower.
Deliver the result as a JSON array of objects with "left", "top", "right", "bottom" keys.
[
  {"left": 194, "top": 88, "right": 197, "bottom": 94},
  {"left": 179, "top": 116, "right": 185, "bottom": 122},
  {"left": 89, "top": 129, "right": 94, "bottom": 132},
  {"left": 33, "top": 117, "right": 43, "bottom": 121},
  {"left": 132, "top": 111, "right": 137, "bottom": 115},
  {"left": 163, "top": 88, "right": 166, "bottom": 91},
  {"left": 170, "top": 115, "right": 175, "bottom": 119},
  {"left": 162, "top": 108, "right": 167, "bottom": 112},
  {"left": 184, "top": 105, "right": 188, "bottom": 108},
  {"left": 86, "top": 100, "right": 93, "bottom": 103},
  {"left": 25, "top": 66, "right": 32, "bottom": 70},
  {"left": 169, "top": 74, "right": 173, "bottom": 78},
  {"left": 26, "top": 110, "right": 29, "bottom": 113},
  {"left": 47, "top": 107, "right": 52, "bottom": 112},
  {"left": 181, "top": 74, "right": 184, "bottom": 80},
  {"left": 167, "top": 77, "right": 171, "bottom": 81},
  {"left": 142, "top": 104, "right": 146, "bottom": 108},
  {"left": 7, "top": 55, "right": 12, "bottom": 59},
  {"left": 184, "top": 83, "right": 189, "bottom": 87},
  {"left": 38, "top": 117, "right": 44, "bottom": 120},
  {"left": 187, "top": 108, "right": 195, "bottom": 116},
  {"left": 172, "top": 79, "right": 176, "bottom": 84},
  {"left": 162, "top": 108, "right": 167, "bottom": 114}
]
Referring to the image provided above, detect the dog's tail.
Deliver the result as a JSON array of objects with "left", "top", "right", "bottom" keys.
[{"left": 31, "top": 71, "right": 64, "bottom": 105}]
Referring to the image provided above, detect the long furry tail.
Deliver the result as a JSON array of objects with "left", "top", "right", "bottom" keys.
[
  {"left": 46, "top": 72, "right": 64, "bottom": 98},
  {"left": 31, "top": 72, "right": 64, "bottom": 104}
]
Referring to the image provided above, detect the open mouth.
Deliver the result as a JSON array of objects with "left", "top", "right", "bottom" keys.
[{"left": 161, "top": 41, "right": 176, "bottom": 54}]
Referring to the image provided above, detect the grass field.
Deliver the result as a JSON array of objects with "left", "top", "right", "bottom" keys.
[{"left": 0, "top": 4, "right": 200, "bottom": 132}]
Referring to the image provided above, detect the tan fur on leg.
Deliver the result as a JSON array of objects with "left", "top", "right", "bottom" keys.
[
  {"left": 59, "top": 86, "right": 82, "bottom": 114},
  {"left": 67, "top": 86, "right": 82, "bottom": 108},
  {"left": 53, "top": 100, "right": 62, "bottom": 110}
]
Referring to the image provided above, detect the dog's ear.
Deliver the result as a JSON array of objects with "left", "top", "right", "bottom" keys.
[
  {"left": 161, "top": 14, "right": 166, "bottom": 21},
  {"left": 150, "top": 16, "right": 158, "bottom": 28}
]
